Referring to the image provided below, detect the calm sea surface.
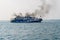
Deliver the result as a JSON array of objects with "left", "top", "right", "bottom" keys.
[{"left": 0, "top": 20, "right": 60, "bottom": 40}]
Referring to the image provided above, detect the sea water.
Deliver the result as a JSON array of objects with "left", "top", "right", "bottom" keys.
[{"left": 0, "top": 20, "right": 60, "bottom": 40}]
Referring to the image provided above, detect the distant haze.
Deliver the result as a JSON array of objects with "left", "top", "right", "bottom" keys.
[{"left": 0, "top": 0, "right": 58, "bottom": 20}]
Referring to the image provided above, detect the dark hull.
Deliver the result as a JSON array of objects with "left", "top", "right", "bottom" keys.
[
  {"left": 11, "top": 16, "right": 43, "bottom": 23},
  {"left": 11, "top": 19, "right": 42, "bottom": 23}
]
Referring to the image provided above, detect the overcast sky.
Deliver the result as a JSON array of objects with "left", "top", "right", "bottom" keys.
[{"left": 0, "top": 0, "right": 58, "bottom": 20}]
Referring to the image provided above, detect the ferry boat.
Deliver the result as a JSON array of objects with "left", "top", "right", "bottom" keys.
[
  {"left": 11, "top": 0, "right": 50, "bottom": 23},
  {"left": 11, "top": 16, "right": 42, "bottom": 23}
]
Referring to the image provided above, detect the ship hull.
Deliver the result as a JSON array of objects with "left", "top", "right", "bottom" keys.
[
  {"left": 11, "top": 18, "right": 42, "bottom": 23},
  {"left": 11, "top": 16, "right": 43, "bottom": 23}
]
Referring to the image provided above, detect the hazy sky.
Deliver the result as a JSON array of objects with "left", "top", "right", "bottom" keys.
[{"left": 0, "top": 0, "right": 58, "bottom": 20}]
